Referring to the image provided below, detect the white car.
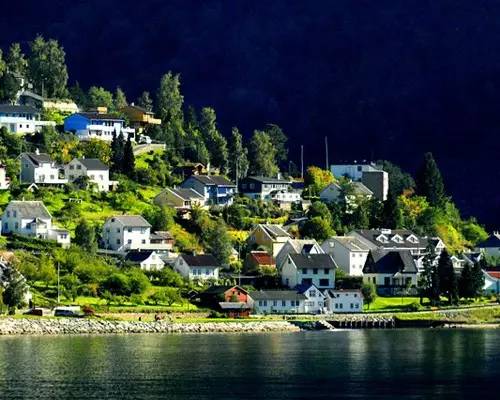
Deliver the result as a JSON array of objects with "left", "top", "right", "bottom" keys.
[{"left": 138, "top": 135, "right": 152, "bottom": 144}]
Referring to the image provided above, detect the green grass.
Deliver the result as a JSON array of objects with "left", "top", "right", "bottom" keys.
[
  {"left": 135, "top": 149, "right": 164, "bottom": 169},
  {"left": 365, "top": 296, "right": 423, "bottom": 312}
]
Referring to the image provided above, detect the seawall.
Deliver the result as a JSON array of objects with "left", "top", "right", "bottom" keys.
[{"left": 0, "top": 318, "right": 300, "bottom": 336}]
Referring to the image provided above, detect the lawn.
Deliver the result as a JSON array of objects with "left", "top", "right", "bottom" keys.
[
  {"left": 135, "top": 148, "right": 165, "bottom": 169},
  {"left": 365, "top": 296, "right": 423, "bottom": 312}
]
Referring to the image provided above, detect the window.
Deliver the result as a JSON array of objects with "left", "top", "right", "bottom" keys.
[
  {"left": 69, "top": 165, "right": 74, "bottom": 170},
  {"left": 405, "top": 277, "right": 412, "bottom": 286},
  {"left": 351, "top": 303, "right": 354, "bottom": 309},
  {"left": 302, "top": 278, "right": 312, "bottom": 286},
  {"left": 282, "top": 300, "right": 286, "bottom": 306},
  {"left": 14, "top": 222, "right": 18, "bottom": 229},
  {"left": 384, "top": 277, "right": 391, "bottom": 286},
  {"left": 355, "top": 304, "right": 359, "bottom": 309},
  {"left": 6, "top": 211, "right": 10, "bottom": 217},
  {"left": 302, "top": 268, "right": 308, "bottom": 274},
  {"left": 141, "top": 239, "right": 146, "bottom": 244},
  {"left": 116, "top": 239, "right": 121, "bottom": 245},
  {"left": 90, "top": 175, "right": 95, "bottom": 179},
  {"left": 319, "top": 279, "right": 329, "bottom": 287},
  {"left": 127, "top": 239, "right": 132, "bottom": 244},
  {"left": 273, "top": 300, "right": 277, "bottom": 306},
  {"left": 335, "top": 303, "right": 338, "bottom": 309},
  {"left": 127, "top": 228, "right": 132, "bottom": 232},
  {"left": 339, "top": 303, "right": 343, "bottom": 309},
  {"left": 354, "top": 293, "right": 357, "bottom": 298},
  {"left": 263, "top": 300, "right": 267, "bottom": 306},
  {"left": 259, "top": 300, "right": 263, "bottom": 306},
  {"left": 205, "top": 269, "right": 210, "bottom": 275},
  {"left": 309, "top": 290, "right": 317, "bottom": 297},
  {"left": 77, "top": 165, "right": 82, "bottom": 170},
  {"left": 50, "top": 175, "right": 54, "bottom": 180},
  {"left": 313, "top": 268, "right": 318, "bottom": 275},
  {"left": 324, "top": 269, "right": 329, "bottom": 274},
  {"left": 116, "top": 228, "right": 120, "bottom": 233},
  {"left": 13, "top": 211, "right": 16, "bottom": 217}
]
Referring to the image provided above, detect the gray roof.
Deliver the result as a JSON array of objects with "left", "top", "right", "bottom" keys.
[
  {"left": 249, "top": 290, "right": 307, "bottom": 301},
  {"left": 73, "top": 112, "right": 124, "bottom": 121},
  {"left": 188, "top": 175, "right": 235, "bottom": 187},
  {"left": 324, "top": 236, "right": 371, "bottom": 252},
  {"left": 181, "top": 254, "right": 220, "bottom": 267},
  {"left": 76, "top": 158, "right": 108, "bottom": 171},
  {"left": 244, "top": 176, "right": 292, "bottom": 184},
  {"left": 352, "top": 229, "right": 432, "bottom": 249},
  {"left": 22, "top": 152, "right": 53, "bottom": 166},
  {"left": 351, "top": 181, "right": 374, "bottom": 195},
  {"left": 289, "top": 254, "right": 337, "bottom": 269},
  {"left": 259, "top": 224, "right": 291, "bottom": 239},
  {"left": 363, "top": 249, "right": 418, "bottom": 274},
  {"left": 5, "top": 201, "right": 51, "bottom": 220},
  {"left": 0, "top": 104, "right": 40, "bottom": 114},
  {"left": 168, "top": 188, "right": 204, "bottom": 200},
  {"left": 111, "top": 215, "right": 151, "bottom": 228},
  {"left": 126, "top": 251, "right": 155, "bottom": 263}
]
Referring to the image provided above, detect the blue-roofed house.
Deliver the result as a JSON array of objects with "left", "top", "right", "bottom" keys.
[
  {"left": 64, "top": 111, "right": 135, "bottom": 141},
  {"left": 180, "top": 175, "right": 236, "bottom": 206}
]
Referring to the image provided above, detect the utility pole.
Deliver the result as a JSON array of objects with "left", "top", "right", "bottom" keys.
[
  {"left": 300, "top": 145, "right": 304, "bottom": 180},
  {"left": 57, "top": 262, "right": 60, "bottom": 305},
  {"left": 325, "top": 136, "right": 329, "bottom": 171}
]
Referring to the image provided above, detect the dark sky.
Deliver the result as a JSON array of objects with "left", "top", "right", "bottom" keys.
[{"left": 1, "top": 0, "right": 500, "bottom": 228}]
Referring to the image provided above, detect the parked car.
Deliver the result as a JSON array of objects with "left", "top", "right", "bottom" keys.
[
  {"left": 54, "top": 306, "right": 83, "bottom": 317},
  {"left": 138, "top": 135, "right": 152, "bottom": 144}
]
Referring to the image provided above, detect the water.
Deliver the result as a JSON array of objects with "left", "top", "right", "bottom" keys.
[{"left": 0, "top": 329, "right": 499, "bottom": 399}]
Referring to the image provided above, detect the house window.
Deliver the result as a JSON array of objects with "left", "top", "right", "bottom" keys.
[
  {"left": 6, "top": 211, "right": 10, "bottom": 217},
  {"left": 384, "top": 277, "right": 391, "bottom": 286},
  {"left": 335, "top": 303, "right": 338, "bottom": 309},
  {"left": 324, "top": 269, "right": 329, "bottom": 274},
  {"left": 339, "top": 303, "right": 343, "bottom": 309},
  {"left": 282, "top": 300, "right": 286, "bottom": 306},
  {"left": 77, "top": 165, "right": 82, "bottom": 170},
  {"left": 127, "top": 239, "right": 132, "bottom": 244},
  {"left": 128, "top": 228, "right": 132, "bottom": 232},
  {"left": 70, "top": 165, "right": 74, "bottom": 170},
  {"left": 14, "top": 222, "right": 18, "bottom": 229},
  {"left": 355, "top": 304, "right": 359, "bottom": 309},
  {"left": 50, "top": 175, "right": 54, "bottom": 180},
  {"left": 354, "top": 294, "right": 357, "bottom": 298},
  {"left": 302, "top": 268, "right": 308, "bottom": 274},
  {"left": 205, "top": 269, "right": 210, "bottom": 275},
  {"left": 273, "top": 300, "right": 277, "bottom": 306},
  {"left": 319, "top": 279, "right": 329, "bottom": 287},
  {"left": 309, "top": 290, "right": 316, "bottom": 297},
  {"left": 116, "top": 239, "right": 121, "bottom": 245},
  {"left": 13, "top": 211, "right": 16, "bottom": 217},
  {"left": 301, "top": 278, "right": 312, "bottom": 286},
  {"left": 405, "top": 277, "right": 412, "bottom": 286},
  {"left": 116, "top": 228, "right": 120, "bottom": 233},
  {"left": 351, "top": 303, "right": 354, "bottom": 309},
  {"left": 313, "top": 268, "right": 318, "bottom": 275}
]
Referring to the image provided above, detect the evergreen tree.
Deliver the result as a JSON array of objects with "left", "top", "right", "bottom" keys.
[
  {"left": 123, "top": 135, "right": 135, "bottom": 177},
  {"left": 68, "top": 82, "right": 88, "bottom": 108},
  {"left": 28, "top": 35, "right": 69, "bottom": 98},
  {"left": 137, "top": 91, "right": 153, "bottom": 111},
  {"left": 74, "top": 220, "right": 97, "bottom": 253},
  {"left": 415, "top": 152, "right": 446, "bottom": 207},
  {"left": 114, "top": 86, "right": 128, "bottom": 110},
  {"left": 2, "top": 269, "right": 28, "bottom": 311},
  {"left": 265, "top": 123, "right": 288, "bottom": 166},
  {"left": 156, "top": 72, "right": 185, "bottom": 152},
  {"left": 437, "top": 249, "right": 458, "bottom": 304},
  {"left": 183, "top": 106, "right": 209, "bottom": 164},
  {"left": 7, "top": 43, "right": 28, "bottom": 76},
  {"left": 206, "top": 218, "right": 233, "bottom": 266},
  {"left": 248, "top": 130, "right": 278, "bottom": 176},
  {"left": 471, "top": 260, "right": 485, "bottom": 298},
  {"left": 459, "top": 263, "right": 475, "bottom": 300},
  {"left": 381, "top": 192, "right": 402, "bottom": 229},
  {"left": 350, "top": 201, "right": 370, "bottom": 229},
  {"left": 199, "top": 107, "right": 228, "bottom": 171},
  {"left": 419, "top": 243, "right": 440, "bottom": 305},
  {"left": 0, "top": 44, "right": 28, "bottom": 102},
  {"left": 228, "top": 127, "right": 249, "bottom": 182},
  {"left": 110, "top": 131, "right": 125, "bottom": 173}
]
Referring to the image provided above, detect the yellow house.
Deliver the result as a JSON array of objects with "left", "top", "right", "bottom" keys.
[
  {"left": 121, "top": 104, "right": 161, "bottom": 132},
  {"left": 247, "top": 224, "right": 291, "bottom": 257}
]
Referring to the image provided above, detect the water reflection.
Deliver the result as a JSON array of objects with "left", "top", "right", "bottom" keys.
[{"left": 0, "top": 329, "right": 498, "bottom": 399}]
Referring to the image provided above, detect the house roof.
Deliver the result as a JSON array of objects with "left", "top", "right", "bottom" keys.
[
  {"left": 202, "top": 285, "right": 247, "bottom": 295},
  {"left": 485, "top": 270, "right": 500, "bottom": 280},
  {"left": 75, "top": 158, "right": 108, "bottom": 171},
  {"left": 351, "top": 181, "right": 373, "bottom": 195},
  {"left": 324, "top": 236, "right": 371, "bottom": 252},
  {"left": 248, "top": 251, "right": 274, "bottom": 265},
  {"left": 363, "top": 249, "right": 418, "bottom": 274},
  {"left": 352, "top": 229, "right": 433, "bottom": 249},
  {"left": 5, "top": 201, "right": 51, "bottom": 220},
  {"left": 181, "top": 254, "right": 220, "bottom": 267},
  {"left": 22, "top": 152, "right": 53, "bottom": 166},
  {"left": 150, "top": 231, "right": 174, "bottom": 240},
  {"left": 19, "top": 90, "right": 44, "bottom": 102},
  {"left": 110, "top": 215, "right": 151, "bottom": 227},
  {"left": 76, "top": 112, "right": 124, "bottom": 121},
  {"left": 257, "top": 224, "right": 291, "bottom": 240},
  {"left": 0, "top": 104, "right": 39, "bottom": 114},
  {"left": 243, "top": 176, "right": 292, "bottom": 184},
  {"left": 168, "top": 187, "right": 204, "bottom": 200},
  {"left": 285, "top": 239, "right": 319, "bottom": 253},
  {"left": 125, "top": 251, "right": 156, "bottom": 263},
  {"left": 249, "top": 290, "right": 307, "bottom": 301},
  {"left": 218, "top": 302, "right": 252, "bottom": 310},
  {"left": 477, "top": 233, "right": 500, "bottom": 248},
  {"left": 289, "top": 254, "right": 337, "bottom": 269},
  {"left": 187, "top": 175, "right": 235, "bottom": 187},
  {"left": 122, "top": 104, "right": 153, "bottom": 114}
]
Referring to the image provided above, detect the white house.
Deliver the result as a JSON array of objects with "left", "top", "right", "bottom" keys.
[
  {"left": 64, "top": 111, "right": 135, "bottom": 141},
  {"left": 238, "top": 176, "right": 293, "bottom": 200},
  {"left": 125, "top": 251, "right": 165, "bottom": 271},
  {"left": 321, "top": 236, "right": 371, "bottom": 277},
  {"left": 330, "top": 163, "right": 389, "bottom": 201},
  {"left": 173, "top": 254, "right": 220, "bottom": 281},
  {"left": 298, "top": 284, "right": 327, "bottom": 314},
  {"left": 0, "top": 164, "right": 10, "bottom": 189},
  {"left": 101, "top": 215, "right": 152, "bottom": 252},
  {"left": 483, "top": 270, "right": 500, "bottom": 294},
  {"left": 65, "top": 158, "right": 114, "bottom": 192},
  {"left": 0, "top": 104, "right": 55, "bottom": 134},
  {"left": 281, "top": 253, "right": 337, "bottom": 289},
  {"left": 1, "top": 200, "right": 70, "bottom": 247},
  {"left": 250, "top": 290, "right": 306, "bottom": 314},
  {"left": 476, "top": 232, "right": 500, "bottom": 259},
  {"left": 275, "top": 239, "right": 324, "bottom": 270},
  {"left": 324, "top": 289, "right": 363, "bottom": 313},
  {"left": 319, "top": 182, "right": 373, "bottom": 208},
  {"left": 20, "top": 151, "right": 67, "bottom": 185}
]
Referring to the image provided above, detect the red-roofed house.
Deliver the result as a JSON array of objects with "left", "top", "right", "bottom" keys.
[{"left": 244, "top": 251, "right": 276, "bottom": 274}]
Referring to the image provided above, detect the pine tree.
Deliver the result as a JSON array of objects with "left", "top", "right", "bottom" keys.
[
  {"left": 114, "top": 86, "right": 128, "bottom": 110},
  {"left": 228, "top": 127, "right": 249, "bottom": 182},
  {"left": 265, "top": 123, "right": 288, "bottom": 166},
  {"left": 471, "top": 260, "right": 485, "bottom": 299},
  {"left": 248, "top": 130, "right": 278, "bottom": 176},
  {"left": 415, "top": 152, "right": 446, "bottom": 207},
  {"left": 199, "top": 107, "right": 228, "bottom": 172},
  {"left": 111, "top": 131, "right": 125, "bottom": 173},
  {"left": 137, "top": 91, "right": 153, "bottom": 112},
  {"left": 459, "top": 263, "right": 475, "bottom": 299},
  {"left": 381, "top": 192, "right": 402, "bottom": 229},
  {"left": 437, "top": 249, "right": 458, "bottom": 304},
  {"left": 122, "top": 135, "right": 135, "bottom": 178}
]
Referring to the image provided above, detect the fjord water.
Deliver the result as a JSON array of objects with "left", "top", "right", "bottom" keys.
[{"left": 0, "top": 330, "right": 499, "bottom": 399}]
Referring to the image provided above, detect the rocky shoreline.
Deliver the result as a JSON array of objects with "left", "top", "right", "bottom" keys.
[{"left": 0, "top": 318, "right": 301, "bottom": 336}]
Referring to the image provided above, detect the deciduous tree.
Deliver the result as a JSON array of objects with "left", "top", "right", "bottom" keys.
[{"left": 248, "top": 130, "right": 278, "bottom": 176}]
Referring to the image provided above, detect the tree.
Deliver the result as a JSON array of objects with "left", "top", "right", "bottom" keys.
[
  {"left": 200, "top": 107, "right": 228, "bottom": 171},
  {"left": 37, "top": 255, "right": 57, "bottom": 288},
  {"left": 110, "top": 131, "right": 125, "bottom": 173},
  {"left": 265, "top": 123, "right": 288, "bottom": 166},
  {"left": 206, "top": 218, "right": 233, "bottom": 266},
  {"left": 137, "top": 91, "right": 153, "bottom": 111},
  {"left": 2, "top": 269, "right": 28, "bottom": 311},
  {"left": 228, "top": 127, "right": 249, "bottom": 182},
  {"left": 123, "top": 135, "right": 135, "bottom": 178},
  {"left": 361, "top": 282, "right": 377, "bottom": 310},
  {"left": 114, "top": 86, "right": 128, "bottom": 110},
  {"left": 156, "top": 72, "right": 185, "bottom": 151},
  {"left": 7, "top": 43, "right": 28, "bottom": 76},
  {"left": 307, "top": 201, "right": 332, "bottom": 223},
  {"left": 415, "top": 152, "right": 446, "bottom": 207},
  {"left": 74, "top": 220, "right": 97, "bottom": 253},
  {"left": 68, "top": 82, "right": 88, "bottom": 108},
  {"left": 79, "top": 139, "right": 112, "bottom": 164},
  {"left": 349, "top": 201, "right": 370, "bottom": 229},
  {"left": 150, "top": 287, "right": 181, "bottom": 306},
  {"left": 471, "top": 260, "right": 485, "bottom": 299},
  {"left": 376, "top": 160, "right": 415, "bottom": 197},
  {"left": 300, "top": 217, "right": 334, "bottom": 242},
  {"left": 304, "top": 166, "right": 334, "bottom": 196},
  {"left": 87, "top": 86, "right": 114, "bottom": 109},
  {"left": 381, "top": 192, "right": 402, "bottom": 229},
  {"left": 248, "top": 130, "right": 278, "bottom": 176},
  {"left": 459, "top": 264, "right": 475, "bottom": 300},
  {"left": 437, "top": 249, "right": 458, "bottom": 304},
  {"left": 418, "top": 243, "right": 439, "bottom": 305},
  {"left": 28, "top": 35, "right": 68, "bottom": 98},
  {"left": 61, "top": 274, "right": 80, "bottom": 301},
  {"left": 0, "top": 43, "right": 27, "bottom": 102},
  {"left": 126, "top": 269, "right": 151, "bottom": 295}
]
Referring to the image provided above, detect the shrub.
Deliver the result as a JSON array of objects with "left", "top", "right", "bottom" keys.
[{"left": 406, "top": 302, "right": 423, "bottom": 312}]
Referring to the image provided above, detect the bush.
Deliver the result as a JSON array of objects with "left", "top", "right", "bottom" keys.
[
  {"left": 406, "top": 302, "right": 423, "bottom": 312},
  {"left": 81, "top": 305, "right": 96, "bottom": 316},
  {"left": 208, "top": 310, "right": 225, "bottom": 318}
]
